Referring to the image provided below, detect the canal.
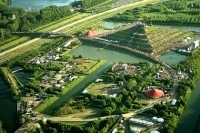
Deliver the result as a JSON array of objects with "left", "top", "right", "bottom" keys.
[{"left": 0, "top": 77, "right": 17, "bottom": 133}]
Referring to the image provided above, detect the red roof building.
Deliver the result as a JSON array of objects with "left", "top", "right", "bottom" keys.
[
  {"left": 145, "top": 89, "right": 164, "bottom": 98},
  {"left": 85, "top": 30, "right": 98, "bottom": 37}
]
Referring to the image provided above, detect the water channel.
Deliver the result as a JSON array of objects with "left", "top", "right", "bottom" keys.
[
  {"left": 0, "top": 77, "right": 16, "bottom": 133},
  {"left": 9, "top": 0, "right": 75, "bottom": 11}
]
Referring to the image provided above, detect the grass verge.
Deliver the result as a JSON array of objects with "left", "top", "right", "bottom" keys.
[
  {"left": 60, "top": 76, "right": 86, "bottom": 95},
  {"left": 34, "top": 96, "right": 59, "bottom": 113},
  {"left": 86, "top": 60, "right": 107, "bottom": 74}
]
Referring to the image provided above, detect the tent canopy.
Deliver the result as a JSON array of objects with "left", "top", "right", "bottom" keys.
[{"left": 145, "top": 89, "right": 164, "bottom": 98}]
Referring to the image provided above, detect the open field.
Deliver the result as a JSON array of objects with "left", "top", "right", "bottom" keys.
[
  {"left": 73, "top": 58, "right": 103, "bottom": 73},
  {"left": 87, "top": 82, "right": 122, "bottom": 95},
  {"left": 37, "top": 13, "right": 90, "bottom": 32}
]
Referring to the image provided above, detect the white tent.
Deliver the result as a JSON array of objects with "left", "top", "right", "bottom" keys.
[
  {"left": 150, "top": 131, "right": 160, "bottom": 133},
  {"left": 157, "top": 118, "right": 164, "bottom": 123},
  {"left": 82, "top": 89, "right": 88, "bottom": 94},
  {"left": 152, "top": 117, "right": 157, "bottom": 121}
]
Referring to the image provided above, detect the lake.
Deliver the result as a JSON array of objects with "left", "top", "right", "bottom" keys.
[{"left": 9, "top": 0, "right": 75, "bottom": 11}]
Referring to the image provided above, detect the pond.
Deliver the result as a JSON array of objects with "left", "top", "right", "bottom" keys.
[
  {"left": 101, "top": 21, "right": 126, "bottom": 30},
  {"left": 0, "top": 77, "right": 16, "bottom": 133},
  {"left": 9, "top": 0, "right": 75, "bottom": 11}
]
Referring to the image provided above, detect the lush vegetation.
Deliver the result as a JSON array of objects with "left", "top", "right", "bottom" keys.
[
  {"left": 0, "top": 67, "right": 21, "bottom": 100},
  {"left": 34, "top": 96, "right": 59, "bottom": 113},
  {"left": 82, "top": 0, "right": 110, "bottom": 9},
  {"left": 0, "top": 0, "right": 11, "bottom": 4},
  {"left": 178, "top": 48, "right": 200, "bottom": 81},
  {"left": 55, "top": 62, "right": 161, "bottom": 116},
  {"left": 143, "top": 48, "right": 200, "bottom": 133},
  {"left": 43, "top": 116, "right": 120, "bottom": 133},
  {"left": 112, "top": 0, "right": 200, "bottom": 25},
  {"left": 0, "top": 3, "right": 72, "bottom": 41}
]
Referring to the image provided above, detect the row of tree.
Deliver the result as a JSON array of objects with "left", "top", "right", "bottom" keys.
[
  {"left": 112, "top": 0, "right": 200, "bottom": 25},
  {"left": 43, "top": 117, "right": 119, "bottom": 133},
  {"left": 82, "top": 0, "right": 109, "bottom": 9},
  {"left": 0, "top": 3, "right": 72, "bottom": 40}
]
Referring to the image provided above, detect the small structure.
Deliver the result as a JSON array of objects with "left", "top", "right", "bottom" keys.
[
  {"left": 130, "top": 127, "right": 141, "bottom": 133},
  {"left": 157, "top": 118, "right": 164, "bottom": 123},
  {"left": 85, "top": 30, "right": 98, "bottom": 37},
  {"left": 145, "top": 89, "right": 164, "bottom": 98},
  {"left": 129, "top": 118, "right": 154, "bottom": 126},
  {"left": 82, "top": 89, "right": 88, "bottom": 94},
  {"left": 121, "top": 64, "right": 128, "bottom": 70},
  {"left": 171, "top": 99, "right": 177, "bottom": 106},
  {"left": 95, "top": 78, "right": 103, "bottom": 83},
  {"left": 109, "top": 94, "right": 117, "bottom": 98},
  {"left": 150, "top": 131, "right": 160, "bottom": 133}
]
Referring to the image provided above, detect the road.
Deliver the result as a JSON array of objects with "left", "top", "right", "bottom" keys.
[{"left": 31, "top": 96, "right": 171, "bottom": 122}]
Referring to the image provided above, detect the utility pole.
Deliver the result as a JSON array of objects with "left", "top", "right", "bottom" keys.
[{"left": 1, "top": 28, "right": 4, "bottom": 39}]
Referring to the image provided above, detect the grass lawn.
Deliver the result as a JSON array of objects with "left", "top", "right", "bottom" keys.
[
  {"left": 65, "top": 121, "right": 89, "bottom": 125},
  {"left": 87, "top": 82, "right": 122, "bottom": 95},
  {"left": 64, "top": 107, "right": 102, "bottom": 119},
  {"left": 73, "top": 58, "right": 99, "bottom": 73},
  {"left": 0, "top": 36, "right": 30, "bottom": 52}
]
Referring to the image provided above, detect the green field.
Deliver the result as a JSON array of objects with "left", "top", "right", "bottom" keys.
[{"left": 87, "top": 82, "right": 122, "bottom": 95}]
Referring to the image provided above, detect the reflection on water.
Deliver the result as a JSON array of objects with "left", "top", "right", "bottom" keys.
[
  {"left": 10, "top": 0, "right": 75, "bottom": 11},
  {"left": 159, "top": 51, "right": 186, "bottom": 67}
]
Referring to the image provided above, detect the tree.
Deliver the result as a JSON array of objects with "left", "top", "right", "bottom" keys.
[
  {"left": 82, "top": 0, "right": 91, "bottom": 9},
  {"left": 127, "top": 79, "right": 137, "bottom": 91},
  {"left": 0, "top": 121, "right": 5, "bottom": 133}
]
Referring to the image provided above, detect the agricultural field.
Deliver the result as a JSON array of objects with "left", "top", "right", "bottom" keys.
[
  {"left": 0, "top": 36, "right": 30, "bottom": 52},
  {"left": 145, "top": 26, "right": 196, "bottom": 55},
  {"left": 100, "top": 25, "right": 197, "bottom": 56},
  {"left": 101, "top": 25, "right": 152, "bottom": 53}
]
